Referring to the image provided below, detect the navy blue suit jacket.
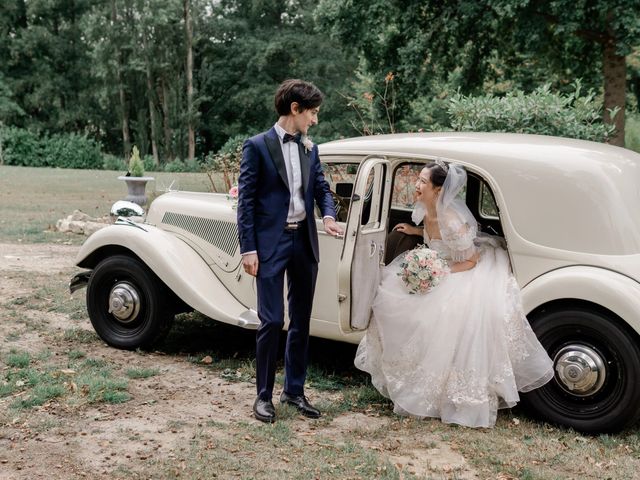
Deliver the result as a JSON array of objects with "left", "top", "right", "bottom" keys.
[{"left": 237, "top": 127, "right": 336, "bottom": 264}]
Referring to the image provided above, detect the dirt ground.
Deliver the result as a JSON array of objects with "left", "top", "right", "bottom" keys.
[{"left": 0, "top": 242, "right": 479, "bottom": 479}]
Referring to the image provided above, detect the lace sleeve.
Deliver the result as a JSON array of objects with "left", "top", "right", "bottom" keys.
[{"left": 440, "top": 211, "right": 477, "bottom": 262}]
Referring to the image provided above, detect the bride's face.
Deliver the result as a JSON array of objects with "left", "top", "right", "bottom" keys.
[{"left": 415, "top": 168, "right": 441, "bottom": 207}]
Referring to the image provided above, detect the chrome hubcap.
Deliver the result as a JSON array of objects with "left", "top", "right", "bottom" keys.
[
  {"left": 554, "top": 344, "right": 606, "bottom": 396},
  {"left": 108, "top": 282, "right": 141, "bottom": 323}
]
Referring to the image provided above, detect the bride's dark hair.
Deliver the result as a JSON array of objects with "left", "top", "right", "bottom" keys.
[{"left": 427, "top": 162, "right": 447, "bottom": 188}]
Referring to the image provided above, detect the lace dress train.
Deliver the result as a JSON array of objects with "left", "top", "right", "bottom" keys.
[{"left": 354, "top": 237, "right": 554, "bottom": 428}]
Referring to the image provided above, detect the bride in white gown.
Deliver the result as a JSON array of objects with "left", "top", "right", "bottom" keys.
[{"left": 354, "top": 161, "right": 554, "bottom": 428}]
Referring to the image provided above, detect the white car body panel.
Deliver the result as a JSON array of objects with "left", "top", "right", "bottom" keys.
[
  {"left": 76, "top": 223, "right": 252, "bottom": 327},
  {"left": 521, "top": 265, "right": 640, "bottom": 334}
]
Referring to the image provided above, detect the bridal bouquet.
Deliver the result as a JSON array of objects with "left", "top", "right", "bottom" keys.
[{"left": 397, "top": 246, "right": 449, "bottom": 294}]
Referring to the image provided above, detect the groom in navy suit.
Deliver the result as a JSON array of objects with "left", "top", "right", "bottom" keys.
[{"left": 237, "top": 79, "right": 343, "bottom": 423}]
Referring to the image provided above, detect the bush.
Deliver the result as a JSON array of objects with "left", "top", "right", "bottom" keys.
[
  {"left": 625, "top": 112, "right": 640, "bottom": 153},
  {"left": 103, "top": 153, "right": 126, "bottom": 171},
  {"left": 163, "top": 157, "right": 202, "bottom": 173},
  {"left": 448, "top": 82, "right": 616, "bottom": 142},
  {"left": 0, "top": 126, "right": 44, "bottom": 166},
  {"left": 0, "top": 127, "right": 103, "bottom": 169},
  {"left": 142, "top": 154, "right": 156, "bottom": 173},
  {"left": 42, "top": 133, "right": 104, "bottom": 169},
  {"left": 127, "top": 146, "right": 145, "bottom": 176}
]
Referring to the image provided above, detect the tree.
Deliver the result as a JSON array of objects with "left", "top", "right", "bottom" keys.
[
  {"left": 184, "top": 0, "right": 195, "bottom": 162},
  {"left": 196, "top": 0, "right": 357, "bottom": 150},
  {"left": 316, "top": 0, "right": 640, "bottom": 145},
  {"left": 503, "top": 0, "right": 640, "bottom": 146},
  {"left": 1, "top": 0, "right": 96, "bottom": 132}
]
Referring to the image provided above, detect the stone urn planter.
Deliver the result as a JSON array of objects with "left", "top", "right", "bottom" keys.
[{"left": 117, "top": 175, "right": 155, "bottom": 206}]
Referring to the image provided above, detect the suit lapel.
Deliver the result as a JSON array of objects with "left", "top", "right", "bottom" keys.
[
  {"left": 264, "top": 128, "right": 289, "bottom": 189},
  {"left": 298, "top": 142, "right": 310, "bottom": 194}
]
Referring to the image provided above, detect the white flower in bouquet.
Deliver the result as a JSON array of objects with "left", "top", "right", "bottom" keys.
[{"left": 397, "top": 246, "right": 450, "bottom": 294}]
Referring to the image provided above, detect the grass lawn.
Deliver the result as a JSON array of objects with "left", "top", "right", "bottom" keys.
[{"left": 0, "top": 165, "right": 213, "bottom": 244}]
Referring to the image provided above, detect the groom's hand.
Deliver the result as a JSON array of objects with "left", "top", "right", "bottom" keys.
[
  {"left": 323, "top": 217, "right": 344, "bottom": 236},
  {"left": 242, "top": 253, "right": 259, "bottom": 277}
]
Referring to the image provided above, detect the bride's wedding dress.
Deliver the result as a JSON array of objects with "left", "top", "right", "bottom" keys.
[{"left": 355, "top": 226, "right": 554, "bottom": 428}]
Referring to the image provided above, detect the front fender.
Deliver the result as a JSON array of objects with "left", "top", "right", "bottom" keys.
[
  {"left": 521, "top": 266, "right": 640, "bottom": 335},
  {"left": 75, "top": 223, "right": 257, "bottom": 328}
]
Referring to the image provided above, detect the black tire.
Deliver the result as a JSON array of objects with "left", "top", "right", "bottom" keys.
[
  {"left": 521, "top": 307, "right": 640, "bottom": 433},
  {"left": 86, "top": 255, "right": 174, "bottom": 350}
]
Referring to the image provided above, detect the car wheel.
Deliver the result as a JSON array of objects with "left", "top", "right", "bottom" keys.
[
  {"left": 521, "top": 307, "right": 640, "bottom": 433},
  {"left": 86, "top": 255, "right": 174, "bottom": 350}
]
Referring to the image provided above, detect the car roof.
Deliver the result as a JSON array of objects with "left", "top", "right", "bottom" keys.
[
  {"left": 320, "top": 132, "right": 640, "bottom": 256},
  {"left": 319, "top": 132, "right": 634, "bottom": 170}
]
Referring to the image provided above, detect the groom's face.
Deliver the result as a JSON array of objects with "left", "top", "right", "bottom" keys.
[{"left": 291, "top": 103, "right": 320, "bottom": 135}]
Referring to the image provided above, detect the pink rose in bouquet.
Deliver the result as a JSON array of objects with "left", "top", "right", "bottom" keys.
[{"left": 397, "top": 246, "right": 450, "bottom": 294}]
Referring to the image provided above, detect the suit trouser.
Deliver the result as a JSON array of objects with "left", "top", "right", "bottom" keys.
[{"left": 255, "top": 228, "right": 318, "bottom": 400}]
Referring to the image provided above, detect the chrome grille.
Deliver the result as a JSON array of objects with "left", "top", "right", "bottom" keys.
[{"left": 161, "top": 212, "right": 239, "bottom": 256}]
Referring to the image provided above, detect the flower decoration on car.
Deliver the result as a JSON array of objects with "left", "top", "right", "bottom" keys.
[
  {"left": 397, "top": 246, "right": 449, "bottom": 294},
  {"left": 228, "top": 185, "right": 239, "bottom": 209}
]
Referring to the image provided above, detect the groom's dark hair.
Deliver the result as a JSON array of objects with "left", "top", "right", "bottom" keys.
[{"left": 275, "top": 79, "right": 323, "bottom": 116}]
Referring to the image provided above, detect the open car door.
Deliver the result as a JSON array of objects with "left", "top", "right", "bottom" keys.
[{"left": 338, "top": 157, "right": 391, "bottom": 333}]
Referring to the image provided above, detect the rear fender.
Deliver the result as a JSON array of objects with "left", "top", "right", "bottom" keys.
[
  {"left": 521, "top": 266, "right": 640, "bottom": 335},
  {"left": 75, "top": 223, "right": 257, "bottom": 328}
]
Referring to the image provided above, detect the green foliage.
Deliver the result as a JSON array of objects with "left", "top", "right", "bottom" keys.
[
  {"left": 448, "top": 83, "right": 616, "bottom": 142},
  {"left": 0, "top": 126, "right": 103, "bottom": 168},
  {"left": 128, "top": 146, "right": 145, "bottom": 177},
  {"left": 204, "top": 134, "right": 245, "bottom": 191},
  {"left": 625, "top": 112, "right": 640, "bottom": 153},
  {"left": 163, "top": 158, "right": 202, "bottom": 173},
  {"left": 0, "top": 126, "right": 43, "bottom": 166},
  {"left": 339, "top": 68, "right": 397, "bottom": 135},
  {"left": 142, "top": 155, "right": 156, "bottom": 173},
  {"left": 317, "top": 0, "right": 640, "bottom": 144},
  {"left": 76, "top": 373, "right": 129, "bottom": 404},
  {"left": 197, "top": 0, "right": 357, "bottom": 147},
  {"left": 1, "top": 0, "right": 637, "bottom": 157},
  {"left": 5, "top": 349, "right": 31, "bottom": 368},
  {"left": 103, "top": 153, "right": 126, "bottom": 171},
  {"left": 125, "top": 367, "right": 160, "bottom": 379},
  {"left": 42, "top": 133, "right": 104, "bottom": 169}
]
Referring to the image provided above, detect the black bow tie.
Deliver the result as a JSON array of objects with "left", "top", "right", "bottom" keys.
[{"left": 283, "top": 133, "right": 300, "bottom": 144}]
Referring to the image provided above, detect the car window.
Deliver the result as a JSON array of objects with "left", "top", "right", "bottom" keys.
[
  {"left": 392, "top": 163, "right": 466, "bottom": 210},
  {"left": 317, "top": 163, "right": 358, "bottom": 222},
  {"left": 479, "top": 182, "right": 499, "bottom": 219},
  {"left": 322, "top": 162, "right": 358, "bottom": 191},
  {"left": 391, "top": 164, "right": 421, "bottom": 208}
]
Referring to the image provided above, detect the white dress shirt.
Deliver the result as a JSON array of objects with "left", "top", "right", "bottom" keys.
[{"left": 274, "top": 123, "right": 306, "bottom": 222}]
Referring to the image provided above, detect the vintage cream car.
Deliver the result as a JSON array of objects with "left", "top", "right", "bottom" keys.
[{"left": 70, "top": 132, "right": 640, "bottom": 433}]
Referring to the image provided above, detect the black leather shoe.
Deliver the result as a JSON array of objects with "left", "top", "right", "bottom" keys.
[
  {"left": 253, "top": 397, "right": 276, "bottom": 423},
  {"left": 280, "top": 392, "right": 321, "bottom": 418}
]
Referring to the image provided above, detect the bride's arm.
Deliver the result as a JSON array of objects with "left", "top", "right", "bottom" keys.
[
  {"left": 449, "top": 251, "right": 479, "bottom": 273},
  {"left": 443, "top": 216, "right": 478, "bottom": 273}
]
